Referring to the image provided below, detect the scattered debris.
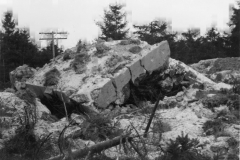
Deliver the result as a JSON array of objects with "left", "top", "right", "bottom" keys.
[{"left": 1, "top": 40, "right": 239, "bottom": 160}]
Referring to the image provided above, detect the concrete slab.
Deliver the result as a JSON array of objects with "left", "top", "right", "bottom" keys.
[
  {"left": 141, "top": 41, "right": 170, "bottom": 73},
  {"left": 91, "top": 79, "right": 117, "bottom": 108},
  {"left": 127, "top": 59, "right": 146, "bottom": 84},
  {"left": 112, "top": 67, "right": 131, "bottom": 93}
]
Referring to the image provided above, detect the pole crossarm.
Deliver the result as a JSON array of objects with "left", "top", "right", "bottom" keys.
[
  {"left": 39, "top": 38, "right": 67, "bottom": 40},
  {"left": 39, "top": 32, "right": 68, "bottom": 34},
  {"left": 39, "top": 31, "right": 68, "bottom": 59}
]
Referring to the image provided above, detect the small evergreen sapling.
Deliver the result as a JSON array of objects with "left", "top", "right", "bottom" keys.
[{"left": 157, "top": 132, "right": 209, "bottom": 160}]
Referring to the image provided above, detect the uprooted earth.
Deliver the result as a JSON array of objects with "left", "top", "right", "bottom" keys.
[{"left": 0, "top": 39, "right": 239, "bottom": 160}]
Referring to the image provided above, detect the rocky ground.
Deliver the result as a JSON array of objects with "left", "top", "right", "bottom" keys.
[{"left": 0, "top": 40, "right": 239, "bottom": 160}]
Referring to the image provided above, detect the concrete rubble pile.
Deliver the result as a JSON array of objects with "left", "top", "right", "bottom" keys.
[
  {"left": 1, "top": 39, "right": 239, "bottom": 159},
  {"left": 10, "top": 40, "right": 172, "bottom": 108},
  {"left": 9, "top": 40, "right": 229, "bottom": 110},
  {"left": 191, "top": 57, "right": 240, "bottom": 84}
]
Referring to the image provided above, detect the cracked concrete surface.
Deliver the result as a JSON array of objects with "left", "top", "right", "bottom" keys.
[
  {"left": 11, "top": 40, "right": 170, "bottom": 108},
  {"left": 91, "top": 40, "right": 170, "bottom": 108}
]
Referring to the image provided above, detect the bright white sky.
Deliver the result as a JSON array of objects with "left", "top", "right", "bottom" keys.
[{"left": 0, "top": 0, "right": 237, "bottom": 49}]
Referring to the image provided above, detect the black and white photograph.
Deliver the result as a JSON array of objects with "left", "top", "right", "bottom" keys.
[{"left": 0, "top": 0, "right": 239, "bottom": 159}]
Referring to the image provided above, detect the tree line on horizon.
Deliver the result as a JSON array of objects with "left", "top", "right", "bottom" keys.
[
  {"left": 0, "top": 10, "right": 63, "bottom": 87},
  {"left": 0, "top": 1, "right": 239, "bottom": 88},
  {"left": 0, "top": 11, "right": 63, "bottom": 68},
  {"left": 96, "top": 2, "right": 239, "bottom": 64}
]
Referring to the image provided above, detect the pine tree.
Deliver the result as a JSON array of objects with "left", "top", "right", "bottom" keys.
[
  {"left": 133, "top": 20, "right": 173, "bottom": 45},
  {"left": 1, "top": 10, "right": 15, "bottom": 35},
  {"left": 17, "top": 28, "right": 39, "bottom": 65},
  {"left": 1, "top": 10, "right": 19, "bottom": 66},
  {"left": 1, "top": 10, "right": 39, "bottom": 67},
  {"left": 76, "top": 39, "right": 87, "bottom": 53},
  {"left": 228, "top": 1, "right": 240, "bottom": 57},
  {"left": 96, "top": 3, "right": 129, "bottom": 40},
  {"left": 203, "top": 27, "right": 227, "bottom": 58},
  {"left": 181, "top": 29, "right": 202, "bottom": 64}
]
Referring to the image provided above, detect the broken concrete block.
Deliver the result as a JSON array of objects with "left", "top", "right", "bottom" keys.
[
  {"left": 71, "top": 93, "right": 90, "bottom": 103},
  {"left": 127, "top": 59, "right": 146, "bottom": 84},
  {"left": 91, "top": 79, "right": 117, "bottom": 108},
  {"left": 141, "top": 41, "right": 170, "bottom": 73},
  {"left": 115, "top": 83, "right": 130, "bottom": 104},
  {"left": 23, "top": 40, "right": 171, "bottom": 109},
  {"left": 64, "top": 88, "right": 76, "bottom": 97},
  {"left": 26, "top": 84, "right": 46, "bottom": 99},
  {"left": 9, "top": 65, "right": 36, "bottom": 88},
  {"left": 0, "top": 92, "right": 50, "bottom": 124},
  {"left": 158, "top": 77, "right": 174, "bottom": 92},
  {"left": 112, "top": 67, "right": 131, "bottom": 93}
]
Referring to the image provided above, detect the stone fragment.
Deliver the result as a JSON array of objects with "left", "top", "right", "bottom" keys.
[
  {"left": 158, "top": 77, "right": 173, "bottom": 92},
  {"left": 91, "top": 79, "right": 116, "bottom": 108},
  {"left": 115, "top": 83, "right": 130, "bottom": 104},
  {"left": 23, "top": 40, "right": 171, "bottom": 109},
  {"left": 35, "top": 98, "right": 51, "bottom": 118},
  {"left": 234, "top": 124, "right": 240, "bottom": 130},
  {"left": 112, "top": 68, "right": 131, "bottom": 93},
  {"left": 9, "top": 65, "right": 36, "bottom": 88},
  {"left": 112, "top": 68, "right": 131, "bottom": 105},
  {"left": 71, "top": 93, "right": 90, "bottom": 103},
  {"left": 64, "top": 88, "right": 76, "bottom": 97},
  {"left": 0, "top": 92, "right": 50, "bottom": 122},
  {"left": 141, "top": 41, "right": 170, "bottom": 73},
  {"left": 127, "top": 59, "right": 146, "bottom": 84}
]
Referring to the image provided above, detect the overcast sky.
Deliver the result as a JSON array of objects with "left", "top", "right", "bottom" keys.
[{"left": 0, "top": 0, "right": 237, "bottom": 49}]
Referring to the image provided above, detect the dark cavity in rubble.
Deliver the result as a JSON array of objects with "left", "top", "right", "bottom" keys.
[
  {"left": 26, "top": 84, "right": 94, "bottom": 119},
  {"left": 124, "top": 69, "right": 190, "bottom": 105}
]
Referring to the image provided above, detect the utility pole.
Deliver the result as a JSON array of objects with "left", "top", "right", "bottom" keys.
[
  {"left": 0, "top": 31, "right": 3, "bottom": 65},
  {"left": 39, "top": 31, "right": 67, "bottom": 59},
  {"left": 0, "top": 31, "right": 4, "bottom": 85}
]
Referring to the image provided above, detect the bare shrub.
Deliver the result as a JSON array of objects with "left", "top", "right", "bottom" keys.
[
  {"left": 130, "top": 39, "right": 141, "bottom": 45},
  {"left": 105, "top": 54, "right": 123, "bottom": 68},
  {"left": 202, "top": 94, "right": 228, "bottom": 109},
  {"left": 129, "top": 46, "right": 142, "bottom": 54},
  {"left": 62, "top": 52, "right": 71, "bottom": 61},
  {"left": 70, "top": 53, "right": 90, "bottom": 74},
  {"left": 0, "top": 106, "right": 53, "bottom": 160},
  {"left": 44, "top": 68, "right": 61, "bottom": 86},
  {"left": 202, "top": 119, "right": 224, "bottom": 136},
  {"left": 120, "top": 39, "right": 141, "bottom": 45},
  {"left": 120, "top": 40, "right": 131, "bottom": 45},
  {"left": 79, "top": 114, "right": 123, "bottom": 141},
  {"left": 95, "top": 43, "right": 111, "bottom": 57},
  {"left": 152, "top": 120, "right": 172, "bottom": 133}
]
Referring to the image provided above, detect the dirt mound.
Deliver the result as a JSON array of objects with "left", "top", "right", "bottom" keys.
[
  {"left": 1, "top": 40, "right": 239, "bottom": 160},
  {"left": 191, "top": 57, "right": 240, "bottom": 74},
  {"left": 191, "top": 57, "right": 240, "bottom": 84}
]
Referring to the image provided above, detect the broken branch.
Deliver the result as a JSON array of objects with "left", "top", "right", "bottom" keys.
[
  {"left": 143, "top": 91, "right": 164, "bottom": 138},
  {"left": 49, "top": 134, "right": 133, "bottom": 160}
]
